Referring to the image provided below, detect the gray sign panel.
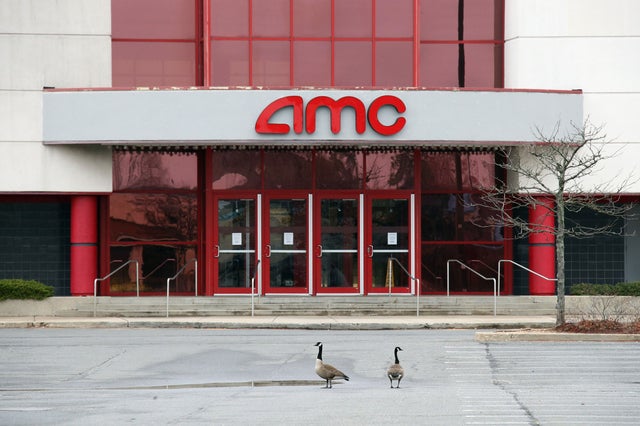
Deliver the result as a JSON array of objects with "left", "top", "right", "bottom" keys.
[{"left": 43, "top": 88, "right": 583, "bottom": 146}]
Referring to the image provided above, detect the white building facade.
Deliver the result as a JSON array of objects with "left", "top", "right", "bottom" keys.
[{"left": 1, "top": 0, "right": 638, "bottom": 298}]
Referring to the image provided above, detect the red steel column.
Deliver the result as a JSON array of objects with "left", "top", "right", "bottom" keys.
[
  {"left": 528, "top": 197, "right": 556, "bottom": 295},
  {"left": 70, "top": 196, "right": 98, "bottom": 296}
]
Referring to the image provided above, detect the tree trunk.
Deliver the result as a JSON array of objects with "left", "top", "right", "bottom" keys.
[{"left": 555, "top": 198, "right": 566, "bottom": 326}]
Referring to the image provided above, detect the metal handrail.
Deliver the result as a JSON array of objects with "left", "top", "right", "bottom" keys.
[
  {"left": 446, "top": 259, "right": 497, "bottom": 316},
  {"left": 470, "top": 259, "right": 499, "bottom": 275},
  {"left": 420, "top": 262, "right": 442, "bottom": 293},
  {"left": 94, "top": 260, "right": 139, "bottom": 317},
  {"left": 251, "top": 259, "right": 261, "bottom": 317},
  {"left": 421, "top": 262, "right": 442, "bottom": 282},
  {"left": 166, "top": 258, "right": 197, "bottom": 317},
  {"left": 470, "top": 259, "right": 500, "bottom": 297},
  {"left": 388, "top": 257, "right": 421, "bottom": 317},
  {"left": 497, "top": 259, "right": 557, "bottom": 295},
  {"left": 142, "top": 258, "right": 175, "bottom": 280}
]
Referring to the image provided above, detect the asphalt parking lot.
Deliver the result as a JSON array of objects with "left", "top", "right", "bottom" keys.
[{"left": 1, "top": 328, "right": 639, "bottom": 425}]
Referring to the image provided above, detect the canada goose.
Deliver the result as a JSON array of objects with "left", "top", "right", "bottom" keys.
[
  {"left": 314, "top": 342, "right": 350, "bottom": 388},
  {"left": 387, "top": 346, "right": 404, "bottom": 388}
]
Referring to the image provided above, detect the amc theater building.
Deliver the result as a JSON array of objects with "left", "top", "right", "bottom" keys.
[{"left": 2, "top": 1, "right": 639, "bottom": 300}]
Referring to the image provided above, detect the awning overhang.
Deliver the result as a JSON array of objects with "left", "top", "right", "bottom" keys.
[{"left": 43, "top": 88, "right": 583, "bottom": 149}]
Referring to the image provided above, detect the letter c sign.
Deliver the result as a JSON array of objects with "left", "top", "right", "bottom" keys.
[{"left": 255, "top": 95, "right": 406, "bottom": 136}]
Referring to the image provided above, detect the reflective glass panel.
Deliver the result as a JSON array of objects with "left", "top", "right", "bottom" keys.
[
  {"left": 334, "top": 0, "right": 372, "bottom": 38},
  {"left": 218, "top": 251, "right": 256, "bottom": 288},
  {"left": 211, "top": 0, "right": 249, "bottom": 37},
  {"left": 293, "top": 41, "right": 331, "bottom": 87},
  {"left": 320, "top": 199, "right": 359, "bottom": 288},
  {"left": 211, "top": 40, "right": 250, "bottom": 86},
  {"left": 315, "top": 151, "right": 363, "bottom": 189},
  {"left": 212, "top": 150, "right": 262, "bottom": 190},
  {"left": 109, "top": 244, "right": 197, "bottom": 293},
  {"left": 365, "top": 151, "right": 414, "bottom": 189},
  {"left": 264, "top": 151, "right": 312, "bottom": 189},
  {"left": 421, "top": 194, "right": 502, "bottom": 242},
  {"left": 112, "top": 41, "right": 196, "bottom": 87},
  {"left": 110, "top": 193, "right": 198, "bottom": 242},
  {"left": 114, "top": 151, "right": 197, "bottom": 191},
  {"left": 252, "top": 0, "right": 289, "bottom": 37},
  {"left": 375, "top": 0, "right": 413, "bottom": 38},
  {"left": 112, "top": 0, "right": 195, "bottom": 39},
  {"left": 421, "top": 152, "right": 495, "bottom": 191},
  {"left": 334, "top": 41, "right": 372, "bottom": 87},
  {"left": 371, "top": 252, "right": 410, "bottom": 289},
  {"left": 375, "top": 41, "right": 413, "bottom": 86},
  {"left": 419, "top": 43, "right": 459, "bottom": 87},
  {"left": 419, "top": 0, "right": 458, "bottom": 40},
  {"left": 269, "top": 199, "right": 307, "bottom": 288},
  {"left": 371, "top": 199, "right": 409, "bottom": 289},
  {"left": 463, "top": 44, "right": 503, "bottom": 88},
  {"left": 421, "top": 243, "right": 503, "bottom": 292},
  {"left": 293, "top": 0, "right": 331, "bottom": 37},
  {"left": 420, "top": 0, "right": 503, "bottom": 41},
  {"left": 217, "top": 199, "right": 256, "bottom": 288},
  {"left": 462, "top": 0, "right": 504, "bottom": 40},
  {"left": 252, "top": 41, "right": 290, "bottom": 86}
]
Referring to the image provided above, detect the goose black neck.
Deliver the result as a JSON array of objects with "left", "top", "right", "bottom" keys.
[
  {"left": 394, "top": 348, "right": 400, "bottom": 364},
  {"left": 316, "top": 344, "right": 323, "bottom": 360}
]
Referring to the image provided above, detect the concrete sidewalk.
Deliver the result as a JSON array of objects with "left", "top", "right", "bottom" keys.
[
  {"left": 0, "top": 314, "right": 555, "bottom": 330},
  {"left": 3, "top": 315, "right": 639, "bottom": 341}
]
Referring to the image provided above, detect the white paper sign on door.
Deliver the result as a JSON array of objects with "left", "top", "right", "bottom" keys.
[
  {"left": 232, "top": 232, "right": 242, "bottom": 246},
  {"left": 284, "top": 232, "right": 294, "bottom": 245},
  {"left": 387, "top": 232, "right": 397, "bottom": 245}
]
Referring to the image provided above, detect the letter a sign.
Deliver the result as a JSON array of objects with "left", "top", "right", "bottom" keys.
[{"left": 255, "top": 95, "right": 406, "bottom": 136}]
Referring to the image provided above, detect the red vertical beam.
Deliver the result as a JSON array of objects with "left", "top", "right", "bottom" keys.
[
  {"left": 413, "top": 150, "right": 421, "bottom": 294},
  {"left": 248, "top": 0, "right": 253, "bottom": 86},
  {"left": 372, "top": 0, "right": 376, "bottom": 86},
  {"left": 289, "top": 0, "right": 294, "bottom": 86},
  {"left": 203, "top": 0, "right": 211, "bottom": 86},
  {"left": 528, "top": 197, "right": 556, "bottom": 295},
  {"left": 330, "top": 0, "right": 335, "bottom": 86},
  {"left": 70, "top": 196, "right": 98, "bottom": 296},
  {"left": 413, "top": 0, "right": 419, "bottom": 86},
  {"left": 204, "top": 149, "right": 215, "bottom": 296}
]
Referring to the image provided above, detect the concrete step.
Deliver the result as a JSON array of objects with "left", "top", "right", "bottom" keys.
[{"left": 52, "top": 295, "right": 559, "bottom": 317}]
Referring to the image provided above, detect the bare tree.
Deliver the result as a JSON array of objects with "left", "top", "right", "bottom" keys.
[{"left": 480, "top": 121, "right": 634, "bottom": 325}]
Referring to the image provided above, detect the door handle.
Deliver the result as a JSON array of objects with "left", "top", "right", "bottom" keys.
[
  {"left": 367, "top": 245, "right": 373, "bottom": 258},
  {"left": 213, "top": 245, "right": 220, "bottom": 258},
  {"left": 265, "top": 244, "right": 271, "bottom": 258},
  {"left": 316, "top": 244, "right": 323, "bottom": 258}
]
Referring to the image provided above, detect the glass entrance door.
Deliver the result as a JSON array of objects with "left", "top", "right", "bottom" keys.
[
  {"left": 263, "top": 196, "right": 309, "bottom": 293},
  {"left": 366, "top": 197, "right": 411, "bottom": 294},
  {"left": 314, "top": 197, "right": 360, "bottom": 293},
  {"left": 213, "top": 197, "right": 257, "bottom": 294}
]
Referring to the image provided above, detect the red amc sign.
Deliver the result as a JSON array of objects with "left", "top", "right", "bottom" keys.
[{"left": 255, "top": 95, "right": 406, "bottom": 136}]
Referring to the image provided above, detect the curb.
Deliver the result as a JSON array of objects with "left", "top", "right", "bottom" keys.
[
  {"left": 0, "top": 316, "right": 555, "bottom": 331},
  {"left": 475, "top": 330, "right": 640, "bottom": 342},
  {"left": 3, "top": 316, "right": 638, "bottom": 340}
]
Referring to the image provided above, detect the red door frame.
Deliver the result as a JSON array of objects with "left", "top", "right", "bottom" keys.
[
  {"left": 313, "top": 191, "right": 362, "bottom": 295},
  {"left": 211, "top": 192, "right": 259, "bottom": 295},
  {"left": 364, "top": 191, "right": 413, "bottom": 295},
  {"left": 262, "top": 191, "right": 310, "bottom": 294}
]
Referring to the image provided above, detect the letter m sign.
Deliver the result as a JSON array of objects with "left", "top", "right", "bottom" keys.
[{"left": 255, "top": 95, "right": 406, "bottom": 136}]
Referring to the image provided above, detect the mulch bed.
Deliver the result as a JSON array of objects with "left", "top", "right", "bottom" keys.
[{"left": 555, "top": 319, "right": 640, "bottom": 334}]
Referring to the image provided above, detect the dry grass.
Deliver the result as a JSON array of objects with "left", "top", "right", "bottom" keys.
[{"left": 555, "top": 319, "right": 640, "bottom": 334}]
